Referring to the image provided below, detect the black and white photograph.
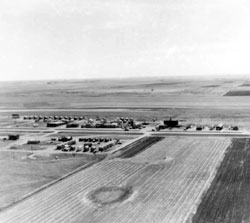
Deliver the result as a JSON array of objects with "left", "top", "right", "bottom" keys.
[{"left": 0, "top": 0, "right": 250, "bottom": 222}]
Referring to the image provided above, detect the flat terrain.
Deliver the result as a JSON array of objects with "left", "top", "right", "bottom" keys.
[
  {"left": 0, "top": 136, "right": 230, "bottom": 223},
  {"left": 0, "top": 77, "right": 247, "bottom": 110},
  {"left": 192, "top": 138, "right": 250, "bottom": 223},
  {"left": 0, "top": 150, "right": 104, "bottom": 211},
  {"left": 2, "top": 77, "right": 250, "bottom": 130},
  {"left": 1, "top": 77, "right": 250, "bottom": 222}
]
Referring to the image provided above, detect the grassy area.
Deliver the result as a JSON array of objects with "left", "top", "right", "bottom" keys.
[{"left": 0, "top": 151, "right": 104, "bottom": 211}]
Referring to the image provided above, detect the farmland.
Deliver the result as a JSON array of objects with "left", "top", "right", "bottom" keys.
[
  {"left": 113, "top": 136, "right": 164, "bottom": 158},
  {"left": 224, "top": 91, "right": 250, "bottom": 96},
  {"left": 0, "top": 137, "right": 231, "bottom": 223},
  {"left": 192, "top": 138, "right": 250, "bottom": 223},
  {"left": 1, "top": 77, "right": 250, "bottom": 222},
  {"left": 3, "top": 77, "right": 250, "bottom": 131}
]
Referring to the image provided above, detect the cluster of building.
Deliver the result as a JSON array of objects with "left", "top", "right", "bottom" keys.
[
  {"left": 80, "top": 117, "right": 142, "bottom": 130},
  {"left": 55, "top": 136, "right": 120, "bottom": 153},
  {"left": 155, "top": 118, "right": 239, "bottom": 131},
  {"left": 20, "top": 114, "right": 144, "bottom": 130},
  {"left": 22, "top": 115, "right": 84, "bottom": 128}
]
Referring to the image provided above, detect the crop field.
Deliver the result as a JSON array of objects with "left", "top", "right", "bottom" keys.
[
  {"left": 224, "top": 91, "right": 250, "bottom": 96},
  {"left": 113, "top": 136, "right": 164, "bottom": 158},
  {"left": 192, "top": 138, "right": 250, "bottom": 223},
  {"left": 0, "top": 136, "right": 231, "bottom": 223}
]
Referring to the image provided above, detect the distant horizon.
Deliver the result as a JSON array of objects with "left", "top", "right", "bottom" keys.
[{"left": 0, "top": 73, "right": 249, "bottom": 83}]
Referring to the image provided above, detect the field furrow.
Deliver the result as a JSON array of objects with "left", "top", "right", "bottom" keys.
[
  {"left": 192, "top": 138, "right": 250, "bottom": 223},
  {"left": 0, "top": 137, "right": 231, "bottom": 223}
]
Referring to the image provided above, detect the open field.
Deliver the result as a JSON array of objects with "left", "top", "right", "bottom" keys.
[
  {"left": 0, "top": 77, "right": 247, "bottom": 110},
  {"left": 1, "top": 77, "right": 250, "bottom": 222},
  {"left": 192, "top": 138, "right": 250, "bottom": 223},
  {"left": 0, "top": 150, "right": 104, "bottom": 211},
  {"left": 0, "top": 136, "right": 231, "bottom": 223}
]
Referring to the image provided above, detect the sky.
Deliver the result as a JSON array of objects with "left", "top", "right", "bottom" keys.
[{"left": 1, "top": 0, "right": 250, "bottom": 81}]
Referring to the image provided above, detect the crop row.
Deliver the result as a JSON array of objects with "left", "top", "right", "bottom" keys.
[
  {"left": 0, "top": 137, "right": 230, "bottom": 223},
  {"left": 192, "top": 138, "right": 250, "bottom": 223},
  {"left": 91, "top": 138, "right": 230, "bottom": 223},
  {"left": 117, "top": 136, "right": 164, "bottom": 158},
  {"left": 0, "top": 161, "right": 144, "bottom": 223}
]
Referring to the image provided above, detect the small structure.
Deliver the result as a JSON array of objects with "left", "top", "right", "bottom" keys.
[
  {"left": 66, "top": 123, "right": 79, "bottom": 128},
  {"left": 216, "top": 124, "right": 223, "bottom": 131},
  {"left": 47, "top": 121, "right": 65, "bottom": 127},
  {"left": 196, "top": 125, "right": 203, "bottom": 131},
  {"left": 230, "top": 125, "right": 239, "bottom": 131},
  {"left": 58, "top": 136, "right": 72, "bottom": 142},
  {"left": 11, "top": 114, "right": 20, "bottom": 119},
  {"left": 8, "top": 134, "right": 19, "bottom": 140},
  {"left": 67, "top": 140, "right": 76, "bottom": 145},
  {"left": 103, "top": 123, "right": 119, "bottom": 128},
  {"left": 27, "top": 139, "right": 40, "bottom": 144},
  {"left": 184, "top": 124, "right": 192, "bottom": 130}
]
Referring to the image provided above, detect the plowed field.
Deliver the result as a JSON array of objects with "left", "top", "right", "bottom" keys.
[
  {"left": 192, "top": 138, "right": 250, "bottom": 223},
  {"left": 0, "top": 137, "right": 230, "bottom": 223}
]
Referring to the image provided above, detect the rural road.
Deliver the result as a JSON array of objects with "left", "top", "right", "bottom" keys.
[{"left": 0, "top": 126, "right": 249, "bottom": 137}]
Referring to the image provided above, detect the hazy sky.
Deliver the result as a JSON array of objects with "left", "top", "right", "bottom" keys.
[{"left": 1, "top": 0, "right": 250, "bottom": 81}]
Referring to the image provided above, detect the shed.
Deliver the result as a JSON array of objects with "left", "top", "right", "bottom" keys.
[{"left": 27, "top": 139, "right": 40, "bottom": 144}]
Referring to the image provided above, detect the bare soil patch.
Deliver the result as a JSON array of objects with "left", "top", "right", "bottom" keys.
[
  {"left": 87, "top": 186, "right": 133, "bottom": 205},
  {"left": 115, "top": 136, "right": 164, "bottom": 158}
]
